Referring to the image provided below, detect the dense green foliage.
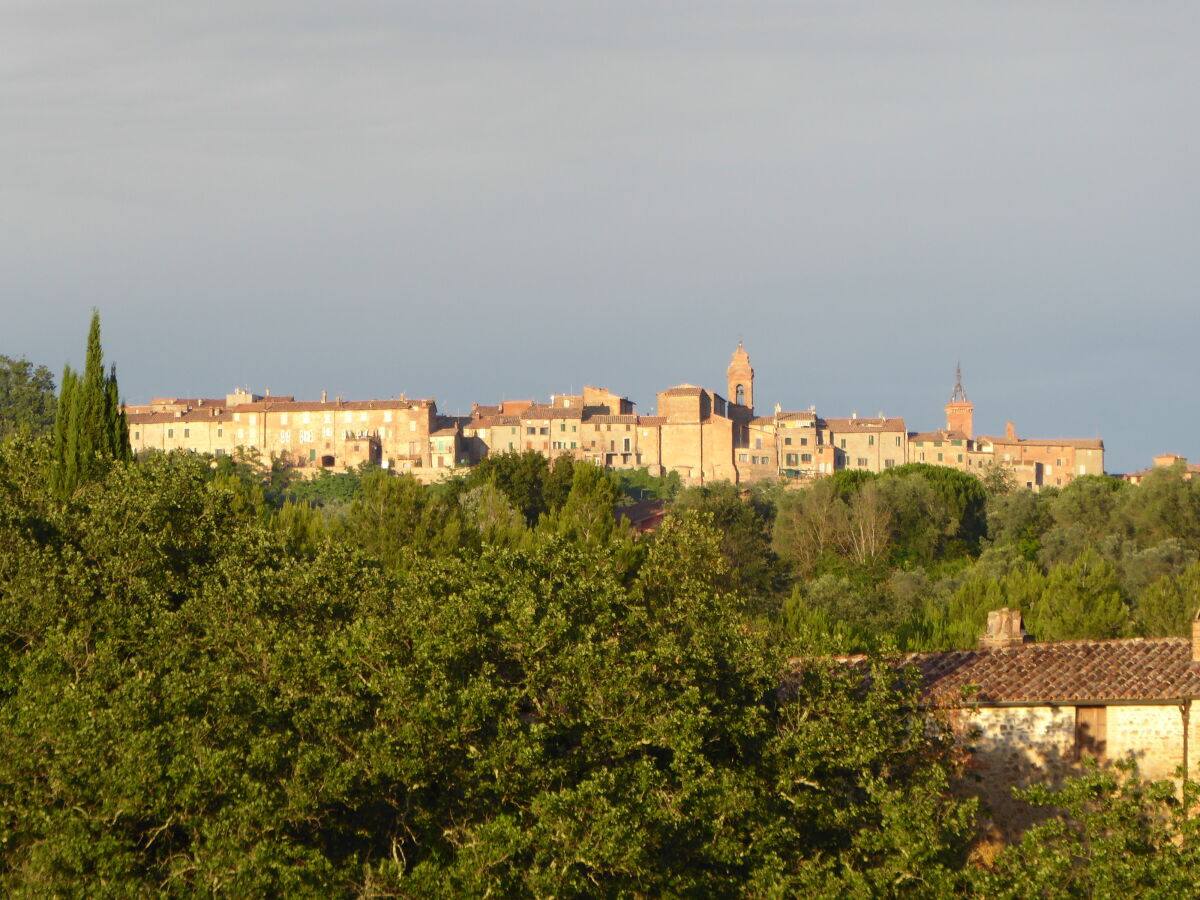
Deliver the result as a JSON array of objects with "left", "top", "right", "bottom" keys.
[
  {"left": 6, "top": 354, "right": 1200, "bottom": 895},
  {"left": 0, "top": 355, "right": 56, "bottom": 439},
  {"left": 0, "top": 441, "right": 985, "bottom": 896},
  {"left": 52, "top": 311, "right": 131, "bottom": 497},
  {"left": 767, "top": 465, "right": 1200, "bottom": 652}
]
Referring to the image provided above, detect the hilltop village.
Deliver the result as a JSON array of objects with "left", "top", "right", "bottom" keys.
[{"left": 126, "top": 345, "right": 1104, "bottom": 489}]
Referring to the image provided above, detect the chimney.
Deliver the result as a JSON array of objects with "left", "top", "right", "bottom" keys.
[
  {"left": 1192, "top": 610, "right": 1200, "bottom": 663},
  {"left": 1005, "top": 421, "right": 1016, "bottom": 441},
  {"left": 265, "top": 387, "right": 270, "bottom": 397},
  {"left": 979, "top": 608, "right": 1030, "bottom": 650},
  {"left": 322, "top": 390, "right": 328, "bottom": 403}
]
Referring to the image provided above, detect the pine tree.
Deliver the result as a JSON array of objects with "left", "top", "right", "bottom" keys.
[{"left": 53, "top": 311, "right": 130, "bottom": 497}]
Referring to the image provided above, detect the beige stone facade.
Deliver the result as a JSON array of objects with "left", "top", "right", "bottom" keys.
[
  {"left": 899, "top": 610, "right": 1200, "bottom": 839},
  {"left": 128, "top": 349, "right": 1105, "bottom": 487}
]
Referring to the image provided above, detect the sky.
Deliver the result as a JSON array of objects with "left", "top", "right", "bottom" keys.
[{"left": 4, "top": 1, "right": 1198, "bottom": 474}]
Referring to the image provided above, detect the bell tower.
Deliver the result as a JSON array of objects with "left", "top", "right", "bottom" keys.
[
  {"left": 945, "top": 362, "right": 974, "bottom": 438},
  {"left": 727, "top": 342, "right": 754, "bottom": 411}
]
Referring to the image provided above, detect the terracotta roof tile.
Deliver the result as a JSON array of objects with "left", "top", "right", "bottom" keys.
[
  {"left": 824, "top": 417, "right": 907, "bottom": 433},
  {"left": 981, "top": 436, "right": 1104, "bottom": 449},
  {"left": 900, "top": 638, "right": 1200, "bottom": 704}
]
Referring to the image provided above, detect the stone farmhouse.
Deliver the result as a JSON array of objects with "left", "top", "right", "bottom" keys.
[
  {"left": 808, "top": 610, "right": 1200, "bottom": 839},
  {"left": 903, "top": 608, "right": 1200, "bottom": 838},
  {"left": 126, "top": 347, "right": 1104, "bottom": 487}
]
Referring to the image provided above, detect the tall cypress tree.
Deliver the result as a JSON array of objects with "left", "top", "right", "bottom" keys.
[{"left": 53, "top": 311, "right": 130, "bottom": 497}]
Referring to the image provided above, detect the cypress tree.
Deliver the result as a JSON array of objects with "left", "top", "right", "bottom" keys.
[{"left": 53, "top": 311, "right": 130, "bottom": 497}]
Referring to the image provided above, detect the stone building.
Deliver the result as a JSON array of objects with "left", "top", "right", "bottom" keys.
[
  {"left": 901, "top": 608, "right": 1200, "bottom": 838},
  {"left": 128, "top": 391, "right": 454, "bottom": 480},
  {"left": 127, "top": 348, "right": 1105, "bottom": 488}
]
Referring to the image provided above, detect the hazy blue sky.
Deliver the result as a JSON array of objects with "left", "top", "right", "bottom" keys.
[{"left": 4, "top": 2, "right": 1198, "bottom": 472}]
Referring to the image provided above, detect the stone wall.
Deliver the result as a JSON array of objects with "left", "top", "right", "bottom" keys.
[{"left": 952, "top": 702, "right": 1199, "bottom": 840}]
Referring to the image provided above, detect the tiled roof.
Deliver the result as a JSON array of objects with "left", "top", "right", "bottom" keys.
[
  {"left": 469, "top": 415, "right": 521, "bottom": 428},
  {"left": 128, "top": 410, "right": 233, "bottom": 424},
  {"left": 658, "top": 384, "right": 705, "bottom": 397},
  {"left": 899, "top": 638, "right": 1200, "bottom": 704},
  {"left": 824, "top": 417, "right": 907, "bottom": 433},
  {"left": 777, "top": 411, "right": 817, "bottom": 422},
  {"left": 520, "top": 405, "right": 583, "bottom": 420},
  {"left": 234, "top": 398, "right": 432, "bottom": 412},
  {"left": 981, "top": 436, "right": 1104, "bottom": 449},
  {"left": 637, "top": 416, "right": 667, "bottom": 426},
  {"left": 586, "top": 414, "right": 638, "bottom": 424},
  {"left": 909, "top": 430, "right": 970, "bottom": 443}
]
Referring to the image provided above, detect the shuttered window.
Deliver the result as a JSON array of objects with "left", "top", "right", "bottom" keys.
[{"left": 1075, "top": 706, "right": 1107, "bottom": 763}]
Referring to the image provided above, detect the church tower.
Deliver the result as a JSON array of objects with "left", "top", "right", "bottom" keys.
[
  {"left": 945, "top": 362, "right": 974, "bottom": 438},
  {"left": 727, "top": 342, "right": 754, "bottom": 411}
]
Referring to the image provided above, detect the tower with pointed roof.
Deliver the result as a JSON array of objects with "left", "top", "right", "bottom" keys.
[
  {"left": 727, "top": 342, "right": 754, "bottom": 412},
  {"left": 945, "top": 362, "right": 974, "bottom": 439}
]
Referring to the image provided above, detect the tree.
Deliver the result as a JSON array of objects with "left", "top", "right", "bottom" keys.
[
  {"left": 0, "top": 355, "right": 57, "bottom": 440},
  {"left": 52, "top": 311, "right": 130, "bottom": 496},
  {"left": 1032, "top": 547, "right": 1129, "bottom": 640}
]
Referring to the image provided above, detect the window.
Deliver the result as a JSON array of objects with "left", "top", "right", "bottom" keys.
[
  {"left": 302, "top": 413, "right": 310, "bottom": 424},
  {"left": 957, "top": 454, "right": 964, "bottom": 462},
  {"left": 300, "top": 430, "right": 313, "bottom": 443},
  {"left": 526, "top": 427, "right": 536, "bottom": 435},
  {"left": 934, "top": 441, "right": 942, "bottom": 447},
  {"left": 323, "top": 427, "right": 333, "bottom": 438},
  {"left": 217, "top": 428, "right": 223, "bottom": 437},
  {"left": 1075, "top": 707, "right": 1106, "bottom": 762},
  {"left": 167, "top": 428, "right": 174, "bottom": 438},
  {"left": 344, "top": 412, "right": 353, "bottom": 424},
  {"left": 234, "top": 413, "right": 240, "bottom": 423},
  {"left": 511, "top": 427, "right": 517, "bottom": 434},
  {"left": 134, "top": 431, "right": 140, "bottom": 440},
  {"left": 280, "top": 414, "right": 288, "bottom": 425},
  {"left": 570, "top": 441, "right": 577, "bottom": 449},
  {"left": 801, "top": 437, "right": 808, "bottom": 446},
  {"left": 560, "top": 423, "right": 567, "bottom": 432},
  {"left": 571, "top": 425, "right": 577, "bottom": 432},
  {"left": 801, "top": 453, "right": 812, "bottom": 463},
  {"left": 952, "top": 439, "right": 962, "bottom": 447},
  {"left": 884, "top": 458, "right": 894, "bottom": 468},
  {"left": 309, "top": 449, "right": 316, "bottom": 462},
  {"left": 359, "top": 412, "right": 367, "bottom": 423},
  {"left": 384, "top": 411, "right": 392, "bottom": 423},
  {"left": 215, "top": 448, "right": 225, "bottom": 457},
  {"left": 895, "top": 436, "right": 901, "bottom": 446},
  {"left": 183, "top": 428, "right": 190, "bottom": 438},
  {"left": 868, "top": 435, "right": 875, "bottom": 446},
  {"left": 784, "top": 437, "right": 792, "bottom": 446},
  {"left": 738, "top": 453, "right": 748, "bottom": 462},
  {"left": 324, "top": 413, "right": 332, "bottom": 424},
  {"left": 755, "top": 438, "right": 762, "bottom": 449},
  {"left": 937, "top": 452, "right": 943, "bottom": 461},
  {"left": 409, "top": 421, "right": 416, "bottom": 432},
  {"left": 539, "top": 427, "right": 549, "bottom": 435},
  {"left": 786, "top": 453, "right": 798, "bottom": 465},
  {"left": 1056, "top": 458, "right": 1063, "bottom": 467},
  {"left": 856, "top": 457, "right": 868, "bottom": 467},
  {"left": 623, "top": 438, "right": 630, "bottom": 452},
  {"left": 280, "top": 431, "right": 291, "bottom": 444},
  {"left": 840, "top": 439, "right": 846, "bottom": 449}
]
